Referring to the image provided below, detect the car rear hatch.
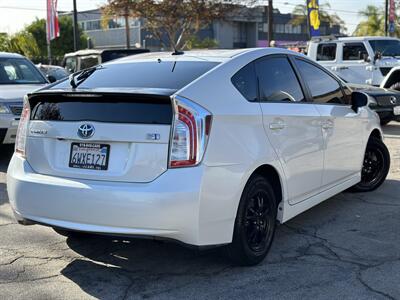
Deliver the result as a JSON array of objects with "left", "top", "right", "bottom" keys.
[{"left": 26, "top": 91, "right": 173, "bottom": 183}]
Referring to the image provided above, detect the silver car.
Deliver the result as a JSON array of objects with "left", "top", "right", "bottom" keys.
[{"left": 0, "top": 52, "right": 48, "bottom": 144}]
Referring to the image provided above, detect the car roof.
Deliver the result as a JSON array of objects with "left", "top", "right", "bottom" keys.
[
  {"left": 64, "top": 48, "right": 149, "bottom": 57},
  {"left": 338, "top": 36, "right": 400, "bottom": 41},
  {"left": 110, "top": 48, "right": 299, "bottom": 64},
  {"left": 312, "top": 36, "right": 400, "bottom": 43},
  {"left": 0, "top": 52, "right": 25, "bottom": 59}
]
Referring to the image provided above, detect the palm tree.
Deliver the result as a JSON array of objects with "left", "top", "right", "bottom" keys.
[{"left": 353, "top": 6, "right": 385, "bottom": 36}]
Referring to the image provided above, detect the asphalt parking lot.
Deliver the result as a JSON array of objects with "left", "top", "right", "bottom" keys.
[{"left": 0, "top": 123, "right": 399, "bottom": 300}]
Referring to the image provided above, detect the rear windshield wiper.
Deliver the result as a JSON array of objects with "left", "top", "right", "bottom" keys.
[{"left": 69, "top": 66, "right": 103, "bottom": 89}]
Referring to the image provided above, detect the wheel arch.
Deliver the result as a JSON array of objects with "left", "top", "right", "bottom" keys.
[
  {"left": 250, "top": 164, "right": 284, "bottom": 215},
  {"left": 381, "top": 67, "right": 400, "bottom": 89},
  {"left": 369, "top": 128, "right": 383, "bottom": 141}
]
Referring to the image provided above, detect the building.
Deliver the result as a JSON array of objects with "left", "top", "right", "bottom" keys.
[
  {"left": 68, "top": 7, "right": 342, "bottom": 51},
  {"left": 63, "top": 9, "right": 142, "bottom": 49}
]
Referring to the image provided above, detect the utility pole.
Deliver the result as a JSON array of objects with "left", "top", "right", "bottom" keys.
[
  {"left": 124, "top": 6, "right": 131, "bottom": 49},
  {"left": 385, "top": 0, "right": 388, "bottom": 36},
  {"left": 268, "top": 0, "right": 273, "bottom": 46},
  {"left": 73, "top": 0, "right": 79, "bottom": 51}
]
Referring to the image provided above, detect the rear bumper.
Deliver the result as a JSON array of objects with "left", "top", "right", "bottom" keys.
[
  {"left": 0, "top": 114, "right": 19, "bottom": 144},
  {"left": 7, "top": 155, "right": 238, "bottom": 246}
]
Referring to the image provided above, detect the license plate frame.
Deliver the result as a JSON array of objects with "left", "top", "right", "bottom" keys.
[
  {"left": 394, "top": 106, "right": 400, "bottom": 116},
  {"left": 69, "top": 142, "right": 110, "bottom": 171}
]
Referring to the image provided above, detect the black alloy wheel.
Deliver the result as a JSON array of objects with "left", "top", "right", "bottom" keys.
[
  {"left": 227, "top": 175, "right": 277, "bottom": 266},
  {"left": 350, "top": 137, "right": 390, "bottom": 193}
]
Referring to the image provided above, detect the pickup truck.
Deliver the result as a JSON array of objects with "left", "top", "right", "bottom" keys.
[{"left": 307, "top": 36, "right": 400, "bottom": 90}]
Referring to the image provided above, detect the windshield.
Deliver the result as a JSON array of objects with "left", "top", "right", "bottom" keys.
[
  {"left": 0, "top": 57, "right": 47, "bottom": 84},
  {"left": 369, "top": 39, "right": 400, "bottom": 57}
]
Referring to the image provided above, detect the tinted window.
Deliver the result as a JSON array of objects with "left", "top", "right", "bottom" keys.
[
  {"left": 31, "top": 95, "right": 172, "bottom": 124},
  {"left": 0, "top": 58, "right": 46, "bottom": 84},
  {"left": 231, "top": 62, "right": 257, "bottom": 101},
  {"left": 65, "top": 57, "right": 77, "bottom": 73},
  {"left": 52, "top": 61, "right": 219, "bottom": 90},
  {"left": 256, "top": 56, "right": 304, "bottom": 102},
  {"left": 343, "top": 43, "right": 368, "bottom": 61},
  {"left": 296, "top": 59, "right": 345, "bottom": 104},
  {"left": 317, "top": 43, "right": 337, "bottom": 61},
  {"left": 80, "top": 55, "right": 100, "bottom": 69}
]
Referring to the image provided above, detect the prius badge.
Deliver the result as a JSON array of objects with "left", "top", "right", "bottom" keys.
[{"left": 78, "top": 123, "right": 95, "bottom": 139}]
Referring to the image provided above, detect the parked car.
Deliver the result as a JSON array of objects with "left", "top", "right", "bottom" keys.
[
  {"left": 7, "top": 49, "right": 390, "bottom": 266},
  {"left": 36, "top": 64, "right": 70, "bottom": 82},
  {"left": 62, "top": 48, "right": 150, "bottom": 73},
  {"left": 307, "top": 36, "right": 400, "bottom": 90},
  {"left": 343, "top": 81, "right": 400, "bottom": 125},
  {"left": 0, "top": 52, "right": 48, "bottom": 144}
]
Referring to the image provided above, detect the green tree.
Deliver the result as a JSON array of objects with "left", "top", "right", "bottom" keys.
[
  {"left": 7, "top": 31, "right": 40, "bottom": 58},
  {"left": 185, "top": 36, "right": 218, "bottom": 50},
  {"left": 102, "top": 0, "right": 227, "bottom": 50},
  {"left": 26, "top": 16, "right": 87, "bottom": 59},
  {"left": 353, "top": 5, "right": 392, "bottom": 36},
  {"left": 0, "top": 33, "right": 9, "bottom": 51},
  {"left": 102, "top": 0, "right": 133, "bottom": 49},
  {"left": 291, "top": 2, "right": 347, "bottom": 34}
]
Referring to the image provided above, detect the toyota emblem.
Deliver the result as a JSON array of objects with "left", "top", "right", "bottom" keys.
[{"left": 78, "top": 123, "right": 95, "bottom": 139}]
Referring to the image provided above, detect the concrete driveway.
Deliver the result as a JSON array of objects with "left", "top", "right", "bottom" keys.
[{"left": 0, "top": 123, "right": 399, "bottom": 300}]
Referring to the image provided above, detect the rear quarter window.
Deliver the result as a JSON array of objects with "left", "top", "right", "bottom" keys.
[{"left": 231, "top": 62, "right": 258, "bottom": 102}]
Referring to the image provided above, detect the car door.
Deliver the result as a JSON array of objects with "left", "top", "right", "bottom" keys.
[
  {"left": 334, "top": 42, "right": 371, "bottom": 85},
  {"left": 255, "top": 55, "right": 324, "bottom": 205},
  {"left": 293, "top": 57, "right": 365, "bottom": 188}
]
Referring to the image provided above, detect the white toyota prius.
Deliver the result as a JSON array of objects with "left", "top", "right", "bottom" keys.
[{"left": 7, "top": 48, "right": 390, "bottom": 265}]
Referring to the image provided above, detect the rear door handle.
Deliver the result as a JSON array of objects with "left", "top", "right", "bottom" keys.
[{"left": 269, "top": 122, "right": 286, "bottom": 130}]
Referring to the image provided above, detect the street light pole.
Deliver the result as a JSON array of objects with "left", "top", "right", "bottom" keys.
[
  {"left": 385, "top": 0, "right": 388, "bottom": 36},
  {"left": 73, "top": 0, "right": 79, "bottom": 51},
  {"left": 268, "top": 0, "right": 273, "bottom": 46}
]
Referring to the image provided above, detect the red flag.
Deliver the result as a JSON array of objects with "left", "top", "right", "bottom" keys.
[{"left": 46, "top": 0, "right": 60, "bottom": 42}]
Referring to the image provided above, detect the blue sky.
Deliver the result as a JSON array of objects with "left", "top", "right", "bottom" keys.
[{"left": 0, "top": 0, "right": 389, "bottom": 35}]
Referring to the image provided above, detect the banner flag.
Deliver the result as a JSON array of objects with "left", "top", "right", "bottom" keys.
[
  {"left": 46, "top": 0, "right": 60, "bottom": 42},
  {"left": 389, "top": 0, "right": 396, "bottom": 33},
  {"left": 307, "top": 0, "right": 320, "bottom": 37}
]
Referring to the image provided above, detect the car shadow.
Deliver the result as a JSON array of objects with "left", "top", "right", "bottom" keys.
[
  {"left": 0, "top": 145, "right": 14, "bottom": 173},
  {"left": 383, "top": 122, "right": 400, "bottom": 136},
  {"left": 61, "top": 235, "right": 231, "bottom": 299},
  {"left": 58, "top": 178, "right": 400, "bottom": 298},
  {"left": 0, "top": 183, "right": 8, "bottom": 206}
]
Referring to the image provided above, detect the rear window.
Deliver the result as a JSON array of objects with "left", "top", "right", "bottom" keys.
[
  {"left": 52, "top": 61, "right": 219, "bottom": 90},
  {"left": 30, "top": 94, "right": 172, "bottom": 124}
]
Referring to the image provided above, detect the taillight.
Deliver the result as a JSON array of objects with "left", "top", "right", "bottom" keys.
[
  {"left": 15, "top": 96, "right": 30, "bottom": 157},
  {"left": 169, "top": 96, "right": 212, "bottom": 168}
]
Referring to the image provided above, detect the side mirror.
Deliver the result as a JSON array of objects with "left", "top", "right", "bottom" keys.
[
  {"left": 351, "top": 91, "right": 368, "bottom": 113},
  {"left": 47, "top": 75, "right": 57, "bottom": 83},
  {"left": 374, "top": 51, "right": 382, "bottom": 62}
]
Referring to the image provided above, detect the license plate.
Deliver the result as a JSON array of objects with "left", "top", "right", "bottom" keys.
[
  {"left": 69, "top": 143, "right": 110, "bottom": 170},
  {"left": 394, "top": 106, "right": 400, "bottom": 115}
]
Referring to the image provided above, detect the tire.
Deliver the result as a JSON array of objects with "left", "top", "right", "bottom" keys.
[
  {"left": 389, "top": 82, "right": 400, "bottom": 91},
  {"left": 226, "top": 175, "right": 277, "bottom": 266},
  {"left": 349, "top": 137, "right": 390, "bottom": 193}
]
